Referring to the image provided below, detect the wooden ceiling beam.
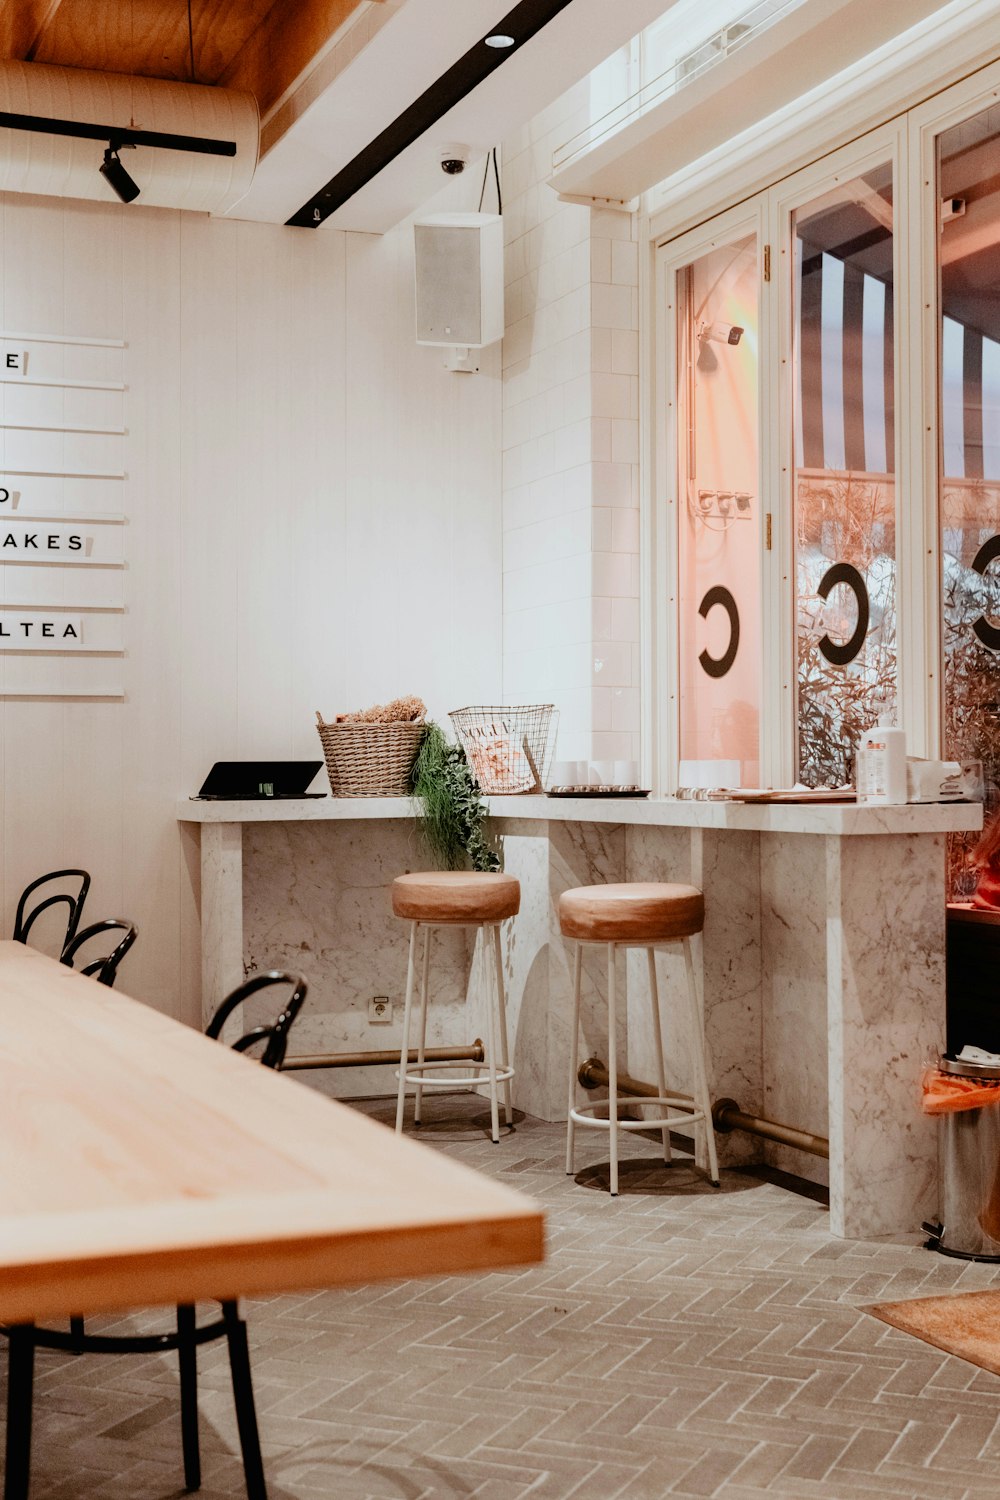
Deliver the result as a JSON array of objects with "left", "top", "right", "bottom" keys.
[{"left": 220, "top": 0, "right": 382, "bottom": 115}]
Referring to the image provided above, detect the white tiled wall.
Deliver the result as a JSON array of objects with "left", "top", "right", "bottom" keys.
[{"left": 502, "top": 90, "right": 641, "bottom": 768}]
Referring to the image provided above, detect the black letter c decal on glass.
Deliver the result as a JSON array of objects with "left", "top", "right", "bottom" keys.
[
  {"left": 972, "top": 535, "right": 1000, "bottom": 651},
  {"left": 817, "top": 562, "right": 869, "bottom": 666},
  {"left": 698, "top": 586, "right": 740, "bottom": 678}
]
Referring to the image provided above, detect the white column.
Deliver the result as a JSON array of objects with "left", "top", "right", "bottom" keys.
[
  {"left": 199, "top": 821, "right": 244, "bottom": 1029},
  {"left": 826, "top": 831, "right": 944, "bottom": 1239}
]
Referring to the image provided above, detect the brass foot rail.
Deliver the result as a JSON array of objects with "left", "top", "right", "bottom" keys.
[
  {"left": 282, "top": 1040, "right": 486, "bottom": 1072},
  {"left": 577, "top": 1057, "right": 829, "bottom": 1160}
]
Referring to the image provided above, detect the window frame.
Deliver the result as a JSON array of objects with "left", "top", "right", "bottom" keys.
[
  {"left": 909, "top": 59, "right": 1000, "bottom": 760},
  {"left": 651, "top": 200, "right": 766, "bottom": 792},
  {"left": 767, "top": 124, "right": 908, "bottom": 785},
  {"left": 647, "top": 60, "right": 1000, "bottom": 793},
  {"left": 652, "top": 125, "right": 907, "bottom": 790}
]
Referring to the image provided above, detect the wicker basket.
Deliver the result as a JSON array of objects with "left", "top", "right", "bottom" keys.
[
  {"left": 449, "top": 704, "right": 556, "bottom": 794},
  {"left": 316, "top": 715, "right": 426, "bottom": 797}
]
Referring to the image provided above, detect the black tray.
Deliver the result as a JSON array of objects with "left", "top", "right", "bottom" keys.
[{"left": 545, "top": 786, "right": 651, "bottom": 798}]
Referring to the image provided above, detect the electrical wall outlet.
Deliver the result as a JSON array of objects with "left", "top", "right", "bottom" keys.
[{"left": 369, "top": 996, "right": 392, "bottom": 1024}]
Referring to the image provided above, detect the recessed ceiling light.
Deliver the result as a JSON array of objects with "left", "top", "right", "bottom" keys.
[{"left": 485, "top": 34, "right": 515, "bottom": 48}]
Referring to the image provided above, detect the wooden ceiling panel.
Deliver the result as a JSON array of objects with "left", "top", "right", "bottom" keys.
[
  {"left": 220, "top": 0, "right": 383, "bottom": 113},
  {"left": 0, "top": 0, "right": 371, "bottom": 92},
  {"left": 22, "top": 0, "right": 281, "bottom": 82},
  {"left": 0, "top": 2, "right": 63, "bottom": 61}
]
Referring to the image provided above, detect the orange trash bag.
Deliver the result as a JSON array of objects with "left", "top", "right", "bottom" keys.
[{"left": 922, "top": 1065, "right": 1000, "bottom": 1114}]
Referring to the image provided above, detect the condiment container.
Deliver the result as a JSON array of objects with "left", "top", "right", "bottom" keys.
[{"left": 856, "top": 715, "right": 907, "bottom": 805}]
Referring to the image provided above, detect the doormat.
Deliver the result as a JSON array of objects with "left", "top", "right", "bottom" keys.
[{"left": 868, "top": 1288, "right": 1000, "bottom": 1377}]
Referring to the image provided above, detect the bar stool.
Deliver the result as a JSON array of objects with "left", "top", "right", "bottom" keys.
[
  {"left": 561, "top": 881, "right": 719, "bottom": 1196},
  {"left": 393, "top": 871, "right": 519, "bottom": 1143}
]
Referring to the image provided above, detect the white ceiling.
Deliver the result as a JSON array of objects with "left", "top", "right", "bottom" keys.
[{"left": 226, "top": 0, "right": 674, "bottom": 232}]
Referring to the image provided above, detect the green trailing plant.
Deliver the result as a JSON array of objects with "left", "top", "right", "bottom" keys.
[{"left": 411, "top": 722, "right": 501, "bottom": 872}]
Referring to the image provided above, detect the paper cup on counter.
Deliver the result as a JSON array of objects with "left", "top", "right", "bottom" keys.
[{"left": 549, "top": 760, "right": 585, "bottom": 787}]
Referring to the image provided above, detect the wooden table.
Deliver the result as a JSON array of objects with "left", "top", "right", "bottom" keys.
[{"left": 0, "top": 941, "right": 544, "bottom": 1326}]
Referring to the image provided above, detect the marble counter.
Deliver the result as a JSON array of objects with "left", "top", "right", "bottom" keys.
[
  {"left": 179, "top": 792, "right": 978, "bottom": 836},
  {"left": 178, "top": 794, "right": 982, "bottom": 1244}
]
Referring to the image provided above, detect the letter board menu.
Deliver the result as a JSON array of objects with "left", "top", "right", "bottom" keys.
[{"left": 0, "top": 332, "right": 125, "bottom": 697}]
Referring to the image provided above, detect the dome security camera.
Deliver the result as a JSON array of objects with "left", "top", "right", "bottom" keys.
[{"left": 439, "top": 144, "right": 469, "bottom": 175}]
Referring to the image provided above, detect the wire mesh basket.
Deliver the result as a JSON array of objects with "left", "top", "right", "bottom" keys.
[{"left": 449, "top": 704, "right": 556, "bottom": 794}]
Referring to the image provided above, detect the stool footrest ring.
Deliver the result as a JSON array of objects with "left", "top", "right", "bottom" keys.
[
  {"left": 399, "top": 1061, "right": 514, "bottom": 1089},
  {"left": 570, "top": 1100, "right": 705, "bottom": 1133}
]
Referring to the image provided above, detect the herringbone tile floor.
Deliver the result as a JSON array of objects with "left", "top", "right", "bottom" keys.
[{"left": 9, "top": 1095, "right": 1000, "bottom": 1500}]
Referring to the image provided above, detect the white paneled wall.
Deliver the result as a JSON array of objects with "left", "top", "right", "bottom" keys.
[
  {"left": 502, "top": 90, "right": 641, "bottom": 765},
  {"left": 0, "top": 192, "right": 501, "bottom": 1024}
]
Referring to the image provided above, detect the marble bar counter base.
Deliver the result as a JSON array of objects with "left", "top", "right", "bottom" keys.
[{"left": 178, "top": 796, "right": 982, "bottom": 1244}]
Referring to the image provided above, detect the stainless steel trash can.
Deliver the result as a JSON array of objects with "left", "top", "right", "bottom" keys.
[{"left": 926, "top": 1055, "right": 1000, "bottom": 1261}]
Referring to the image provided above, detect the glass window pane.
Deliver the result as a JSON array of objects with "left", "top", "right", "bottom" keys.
[
  {"left": 676, "top": 234, "right": 760, "bottom": 787},
  {"left": 939, "top": 107, "right": 1000, "bottom": 900},
  {"left": 792, "top": 164, "right": 897, "bottom": 787}
]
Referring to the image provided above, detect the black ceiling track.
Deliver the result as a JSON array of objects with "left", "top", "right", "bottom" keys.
[
  {"left": 0, "top": 111, "right": 236, "bottom": 156},
  {"left": 286, "top": 0, "right": 577, "bottom": 228}
]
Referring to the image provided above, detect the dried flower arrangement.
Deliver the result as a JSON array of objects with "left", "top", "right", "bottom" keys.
[{"left": 334, "top": 695, "right": 425, "bottom": 725}]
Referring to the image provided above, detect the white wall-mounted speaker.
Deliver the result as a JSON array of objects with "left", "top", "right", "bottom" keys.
[{"left": 414, "top": 212, "right": 504, "bottom": 349}]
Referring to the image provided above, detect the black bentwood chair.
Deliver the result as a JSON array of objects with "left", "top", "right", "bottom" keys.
[
  {"left": 1, "top": 971, "right": 308, "bottom": 1500},
  {"left": 12, "top": 868, "right": 91, "bottom": 954},
  {"left": 205, "top": 969, "right": 308, "bottom": 1068},
  {"left": 59, "top": 918, "right": 137, "bottom": 986}
]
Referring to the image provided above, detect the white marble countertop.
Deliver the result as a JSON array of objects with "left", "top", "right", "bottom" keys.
[{"left": 177, "top": 794, "right": 982, "bottom": 837}]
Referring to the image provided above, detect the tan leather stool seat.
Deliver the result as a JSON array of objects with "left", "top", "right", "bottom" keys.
[
  {"left": 558, "top": 882, "right": 704, "bottom": 944},
  {"left": 392, "top": 871, "right": 521, "bottom": 926}
]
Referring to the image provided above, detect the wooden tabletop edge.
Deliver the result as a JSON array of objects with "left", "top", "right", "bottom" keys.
[{"left": 0, "top": 1211, "right": 547, "bottom": 1325}]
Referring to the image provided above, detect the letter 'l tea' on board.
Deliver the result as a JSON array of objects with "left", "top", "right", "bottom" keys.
[{"left": 0, "top": 614, "right": 85, "bottom": 650}]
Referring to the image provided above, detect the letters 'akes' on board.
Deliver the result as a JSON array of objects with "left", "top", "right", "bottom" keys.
[{"left": 1, "top": 334, "right": 126, "bottom": 697}]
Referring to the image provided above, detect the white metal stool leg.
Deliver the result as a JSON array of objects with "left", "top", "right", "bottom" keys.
[
  {"left": 491, "top": 924, "right": 513, "bottom": 1126},
  {"left": 683, "top": 936, "right": 719, "bottom": 1185},
  {"left": 607, "top": 941, "right": 620, "bottom": 1196},
  {"left": 646, "top": 948, "right": 671, "bottom": 1164},
  {"left": 565, "top": 942, "right": 583, "bottom": 1176},
  {"left": 413, "top": 925, "right": 431, "bottom": 1126},
  {"left": 482, "top": 925, "right": 501, "bottom": 1144},
  {"left": 395, "top": 922, "right": 419, "bottom": 1134}
]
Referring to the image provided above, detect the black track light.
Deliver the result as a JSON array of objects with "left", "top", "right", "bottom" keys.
[{"left": 100, "top": 144, "right": 140, "bottom": 203}]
